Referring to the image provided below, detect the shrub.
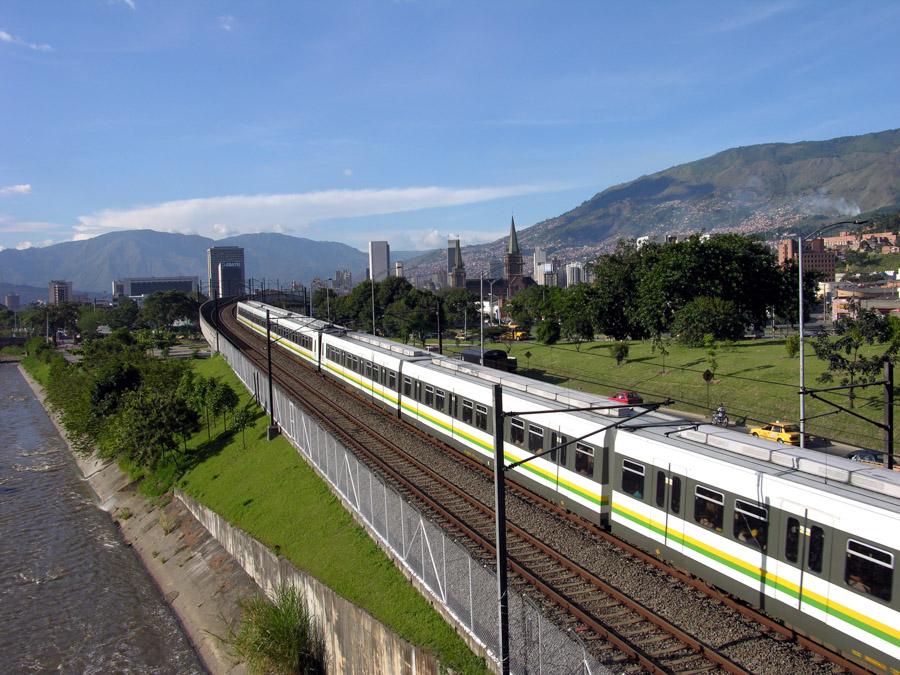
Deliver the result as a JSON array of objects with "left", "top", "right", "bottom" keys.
[
  {"left": 610, "top": 341, "right": 629, "bottom": 366},
  {"left": 672, "top": 297, "right": 744, "bottom": 346},
  {"left": 229, "top": 585, "right": 327, "bottom": 675},
  {"left": 535, "top": 319, "right": 560, "bottom": 345},
  {"left": 785, "top": 334, "right": 800, "bottom": 358}
]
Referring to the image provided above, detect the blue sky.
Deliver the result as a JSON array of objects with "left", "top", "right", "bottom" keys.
[{"left": 1, "top": 1, "right": 899, "bottom": 252}]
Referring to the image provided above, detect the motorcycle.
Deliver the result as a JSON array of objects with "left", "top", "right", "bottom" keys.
[{"left": 711, "top": 408, "right": 729, "bottom": 427}]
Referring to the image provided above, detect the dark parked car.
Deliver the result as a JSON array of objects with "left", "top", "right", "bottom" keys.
[{"left": 847, "top": 449, "right": 885, "bottom": 464}]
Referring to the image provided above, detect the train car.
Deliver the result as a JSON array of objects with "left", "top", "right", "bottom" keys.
[
  {"left": 236, "top": 301, "right": 325, "bottom": 369},
  {"left": 611, "top": 421, "right": 900, "bottom": 672}
]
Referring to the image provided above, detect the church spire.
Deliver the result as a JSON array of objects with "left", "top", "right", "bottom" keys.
[{"left": 507, "top": 216, "right": 520, "bottom": 255}]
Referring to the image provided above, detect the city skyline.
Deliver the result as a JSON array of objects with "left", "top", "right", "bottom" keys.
[{"left": 2, "top": 2, "right": 900, "bottom": 253}]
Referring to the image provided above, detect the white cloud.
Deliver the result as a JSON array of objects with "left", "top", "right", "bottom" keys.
[
  {"left": 0, "top": 220, "right": 60, "bottom": 233},
  {"left": 110, "top": 0, "right": 137, "bottom": 10},
  {"left": 15, "top": 239, "right": 54, "bottom": 250},
  {"left": 75, "top": 184, "right": 551, "bottom": 241},
  {"left": 0, "top": 184, "right": 31, "bottom": 195},
  {"left": 0, "top": 30, "right": 52, "bottom": 52},
  {"left": 389, "top": 228, "right": 507, "bottom": 251},
  {"left": 218, "top": 15, "right": 236, "bottom": 32},
  {"left": 343, "top": 168, "right": 353, "bottom": 177}
]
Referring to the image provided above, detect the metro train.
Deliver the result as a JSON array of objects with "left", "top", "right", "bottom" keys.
[{"left": 235, "top": 300, "right": 900, "bottom": 674}]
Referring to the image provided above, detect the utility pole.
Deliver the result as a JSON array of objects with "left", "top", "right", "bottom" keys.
[
  {"left": 798, "top": 236, "right": 806, "bottom": 449},
  {"left": 480, "top": 273, "right": 485, "bottom": 366},
  {"left": 886, "top": 361, "right": 894, "bottom": 470},
  {"left": 491, "top": 384, "right": 509, "bottom": 674},
  {"left": 266, "top": 309, "right": 278, "bottom": 440}
]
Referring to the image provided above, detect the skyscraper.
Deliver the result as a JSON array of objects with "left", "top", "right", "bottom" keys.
[
  {"left": 533, "top": 247, "right": 547, "bottom": 285},
  {"left": 448, "top": 238, "right": 466, "bottom": 288},
  {"left": 48, "top": 280, "right": 73, "bottom": 305},
  {"left": 368, "top": 241, "right": 390, "bottom": 282},
  {"left": 394, "top": 261, "right": 404, "bottom": 278},
  {"left": 207, "top": 246, "right": 245, "bottom": 298},
  {"left": 4, "top": 293, "right": 20, "bottom": 311},
  {"left": 447, "top": 237, "right": 459, "bottom": 274},
  {"left": 565, "top": 262, "right": 584, "bottom": 287}
]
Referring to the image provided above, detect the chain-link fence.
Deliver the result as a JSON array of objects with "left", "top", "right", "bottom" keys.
[{"left": 202, "top": 314, "right": 608, "bottom": 674}]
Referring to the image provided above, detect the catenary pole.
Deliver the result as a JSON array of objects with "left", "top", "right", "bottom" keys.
[
  {"left": 886, "top": 361, "right": 894, "bottom": 470},
  {"left": 798, "top": 236, "right": 806, "bottom": 449},
  {"left": 266, "top": 309, "right": 277, "bottom": 440},
  {"left": 480, "top": 273, "right": 485, "bottom": 366},
  {"left": 492, "top": 384, "right": 509, "bottom": 674}
]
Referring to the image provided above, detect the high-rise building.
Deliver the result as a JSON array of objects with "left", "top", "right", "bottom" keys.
[
  {"left": 394, "top": 261, "right": 405, "bottom": 278},
  {"left": 207, "top": 246, "right": 245, "bottom": 298},
  {"left": 447, "top": 237, "right": 459, "bottom": 274},
  {"left": 48, "top": 280, "right": 73, "bottom": 305},
  {"left": 448, "top": 238, "right": 466, "bottom": 288},
  {"left": 503, "top": 217, "right": 524, "bottom": 280},
  {"left": 540, "top": 264, "right": 557, "bottom": 287},
  {"left": 533, "top": 247, "right": 547, "bottom": 285},
  {"left": 565, "top": 262, "right": 584, "bottom": 287},
  {"left": 4, "top": 293, "right": 20, "bottom": 311},
  {"left": 113, "top": 276, "right": 199, "bottom": 299},
  {"left": 368, "top": 241, "right": 390, "bottom": 282},
  {"left": 333, "top": 269, "right": 353, "bottom": 296},
  {"left": 778, "top": 238, "right": 836, "bottom": 281}
]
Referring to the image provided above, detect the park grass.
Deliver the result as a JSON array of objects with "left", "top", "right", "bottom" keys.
[
  {"left": 179, "top": 356, "right": 488, "bottom": 674},
  {"left": 441, "top": 337, "right": 896, "bottom": 450}
]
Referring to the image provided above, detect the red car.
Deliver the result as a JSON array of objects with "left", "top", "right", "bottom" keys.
[{"left": 609, "top": 391, "right": 643, "bottom": 405}]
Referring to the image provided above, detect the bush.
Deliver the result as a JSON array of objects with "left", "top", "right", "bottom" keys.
[
  {"left": 229, "top": 585, "right": 327, "bottom": 675},
  {"left": 610, "top": 341, "right": 629, "bottom": 366},
  {"left": 672, "top": 297, "right": 744, "bottom": 346},
  {"left": 785, "top": 334, "right": 800, "bottom": 358},
  {"left": 535, "top": 319, "right": 560, "bottom": 345}
]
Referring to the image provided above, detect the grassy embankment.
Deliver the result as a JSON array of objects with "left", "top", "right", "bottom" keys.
[
  {"left": 179, "top": 356, "right": 488, "bottom": 674},
  {"left": 443, "top": 337, "right": 896, "bottom": 450}
]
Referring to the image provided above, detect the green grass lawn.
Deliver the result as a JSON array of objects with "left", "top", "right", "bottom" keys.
[
  {"left": 441, "top": 337, "right": 896, "bottom": 450},
  {"left": 180, "top": 356, "right": 488, "bottom": 674}
]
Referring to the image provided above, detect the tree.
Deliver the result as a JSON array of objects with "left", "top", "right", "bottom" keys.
[
  {"left": 611, "top": 341, "right": 629, "bottom": 366},
  {"left": 535, "top": 319, "right": 560, "bottom": 345},
  {"left": 589, "top": 241, "right": 649, "bottom": 339},
  {"left": 671, "top": 297, "right": 744, "bottom": 346},
  {"left": 218, "top": 383, "right": 240, "bottom": 430},
  {"left": 785, "top": 334, "right": 800, "bottom": 358},
  {"left": 560, "top": 284, "right": 595, "bottom": 350},
  {"left": 439, "top": 288, "right": 478, "bottom": 332},
  {"left": 233, "top": 407, "right": 255, "bottom": 449},
  {"left": 812, "top": 305, "right": 897, "bottom": 407},
  {"left": 704, "top": 334, "right": 719, "bottom": 381},
  {"left": 651, "top": 334, "right": 671, "bottom": 373},
  {"left": 110, "top": 389, "right": 181, "bottom": 468},
  {"left": 107, "top": 298, "right": 140, "bottom": 330},
  {"left": 139, "top": 291, "right": 198, "bottom": 329}
]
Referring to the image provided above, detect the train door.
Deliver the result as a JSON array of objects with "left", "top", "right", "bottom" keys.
[
  {"left": 653, "top": 460, "right": 687, "bottom": 554},
  {"left": 773, "top": 501, "right": 834, "bottom": 613}
]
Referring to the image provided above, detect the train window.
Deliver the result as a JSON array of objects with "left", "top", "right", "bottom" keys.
[
  {"left": 388, "top": 371, "right": 397, "bottom": 391},
  {"left": 621, "top": 459, "right": 644, "bottom": 498},
  {"left": 733, "top": 500, "right": 768, "bottom": 551},
  {"left": 434, "top": 389, "right": 445, "bottom": 412},
  {"left": 575, "top": 443, "right": 594, "bottom": 478},
  {"left": 424, "top": 386, "right": 434, "bottom": 407},
  {"left": 364, "top": 361, "right": 373, "bottom": 380},
  {"left": 785, "top": 517, "right": 800, "bottom": 563},
  {"left": 510, "top": 419, "right": 525, "bottom": 445},
  {"left": 670, "top": 476, "right": 681, "bottom": 514},
  {"left": 528, "top": 425, "right": 543, "bottom": 454},
  {"left": 449, "top": 394, "right": 458, "bottom": 419},
  {"left": 462, "top": 400, "right": 474, "bottom": 425},
  {"left": 694, "top": 486, "right": 724, "bottom": 532},
  {"left": 808, "top": 526, "right": 825, "bottom": 573},
  {"left": 475, "top": 405, "right": 488, "bottom": 431},
  {"left": 550, "top": 433, "right": 568, "bottom": 466},
  {"left": 403, "top": 377, "right": 412, "bottom": 396},
  {"left": 415, "top": 381, "right": 422, "bottom": 401},
  {"left": 655, "top": 472, "right": 666, "bottom": 508},
  {"left": 845, "top": 540, "right": 893, "bottom": 601}
]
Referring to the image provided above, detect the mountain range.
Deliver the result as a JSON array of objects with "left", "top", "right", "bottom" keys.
[
  {"left": 3, "top": 128, "right": 900, "bottom": 296},
  {"left": 403, "top": 128, "right": 900, "bottom": 275}
]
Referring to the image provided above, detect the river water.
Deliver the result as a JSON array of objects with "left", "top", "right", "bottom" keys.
[{"left": 0, "top": 362, "right": 204, "bottom": 674}]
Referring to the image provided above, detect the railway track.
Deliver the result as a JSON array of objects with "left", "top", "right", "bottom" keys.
[{"left": 214, "top": 303, "right": 753, "bottom": 674}]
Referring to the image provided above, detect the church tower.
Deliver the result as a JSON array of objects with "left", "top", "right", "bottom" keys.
[
  {"left": 503, "top": 216, "right": 524, "bottom": 279},
  {"left": 449, "top": 238, "right": 467, "bottom": 288}
]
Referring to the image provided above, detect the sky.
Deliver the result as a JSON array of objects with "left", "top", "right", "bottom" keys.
[{"left": 2, "top": 1, "right": 899, "bottom": 253}]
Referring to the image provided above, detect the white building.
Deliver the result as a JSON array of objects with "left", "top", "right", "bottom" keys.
[
  {"left": 394, "top": 261, "right": 404, "bottom": 278},
  {"left": 565, "top": 262, "right": 585, "bottom": 287},
  {"left": 533, "top": 247, "right": 547, "bottom": 285},
  {"left": 368, "top": 241, "right": 391, "bottom": 282}
]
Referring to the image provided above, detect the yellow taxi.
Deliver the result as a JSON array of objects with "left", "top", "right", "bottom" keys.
[{"left": 749, "top": 421, "right": 802, "bottom": 446}]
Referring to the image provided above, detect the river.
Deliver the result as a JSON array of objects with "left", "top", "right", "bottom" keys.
[{"left": 0, "top": 362, "right": 204, "bottom": 674}]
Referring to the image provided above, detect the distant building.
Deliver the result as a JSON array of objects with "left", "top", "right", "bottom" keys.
[
  {"left": 394, "top": 261, "right": 405, "bottom": 278},
  {"left": 636, "top": 235, "right": 658, "bottom": 249},
  {"left": 503, "top": 216, "right": 524, "bottom": 280},
  {"left": 565, "top": 262, "right": 585, "bottom": 287},
  {"left": 368, "top": 241, "right": 390, "bottom": 282},
  {"left": 207, "top": 246, "right": 245, "bottom": 298},
  {"left": 447, "top": 237, "right": 459, "bottom": 274},
  {"left": 48, "top": 280, "right": 73, "bottom": 305},
  {"left": 333, "top": 269, "right": 352, "bottom": 295},
  {"left": 113, "top": 276, "right": 199, "bottom": 299},
  {"left": 551, "top": 257, "right": 565, "bottom": 287},
  {"left": 540, "top": 264, "right": 557, "bottom": 287},
  {"left": 4, "top": 293, "right": 20, "bottom": 311},
  {"left": 489, "top": 258, "right": 504, "bottom": 279},
  {"left": 448, "top": 238, "right": 466, "bottom": 288},
  {"left": 533, "top": 247, "right": 547, "bottom": 285},
  {"left": 778, "top": 238, "right": 836, "bottom": 281}
]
